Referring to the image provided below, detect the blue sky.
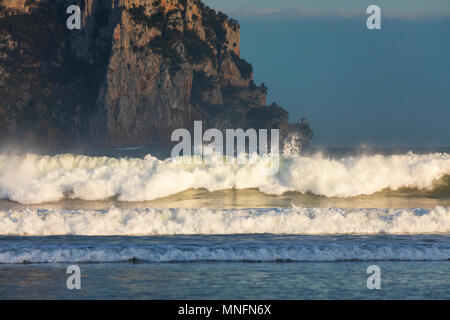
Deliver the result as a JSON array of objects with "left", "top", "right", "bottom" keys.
[{"left": 204, "top": 0, "right": 450, "bottom": 147}]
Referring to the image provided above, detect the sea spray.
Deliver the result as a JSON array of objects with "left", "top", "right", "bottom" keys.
[
  {"left": 1, "top": 152, "right": 450, "bottom": 204},
  {"left": 1, "top": 206, "right": 450, "bottom": 236}
]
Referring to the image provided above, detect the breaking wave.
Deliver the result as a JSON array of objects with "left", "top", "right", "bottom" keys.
[
  {"left": 1, "top": 237, "right": 449, "bottom": 264},
  {"left": 0, "top": 152, "right": 450, "bottom": 204},
  {"left": 1, "top": 206, "right": 450, "bottom": 236}
]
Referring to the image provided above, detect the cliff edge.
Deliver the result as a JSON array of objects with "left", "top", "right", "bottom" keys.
[{"left": 0, "top": 0, "right": 313, "bottom": 148}]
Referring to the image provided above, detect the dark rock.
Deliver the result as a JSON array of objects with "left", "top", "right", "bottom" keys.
[{"left": 0, "top": 0, "right": 313, "bottom": 150}]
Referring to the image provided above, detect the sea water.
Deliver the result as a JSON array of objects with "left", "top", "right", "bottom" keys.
[{"left": 0, "top": 148, "right": 449, "bottom": 299}]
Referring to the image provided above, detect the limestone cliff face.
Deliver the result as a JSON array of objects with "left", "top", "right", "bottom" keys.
[{"left": 0, "top": 0, "right": 313, "bottom": 148}]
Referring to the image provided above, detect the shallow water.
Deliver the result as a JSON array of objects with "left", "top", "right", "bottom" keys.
[
  {"left": 1, "top": 188, "right": 450, "bottom": 211},
  {"left": 1, "top": 260, "right": 449, "bottom": 299},
  {"left": 0, "top": 234, "right": 449, "bottom": 299}
]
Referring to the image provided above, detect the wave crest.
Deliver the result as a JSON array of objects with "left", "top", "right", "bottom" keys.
[
  {"left": 1, "top": 243, "right": 449, "bottom": 264},
  {"left": 1, "top": 206, "right": 450, "bottom": 236},
  {"left": 1, "top": 152, "right": 450, "bottom": 204}
]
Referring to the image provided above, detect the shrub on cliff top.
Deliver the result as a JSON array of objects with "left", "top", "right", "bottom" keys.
[
  {"left": 230, "top": 53, "right": 253, "bottom": 79},
  {"left": 201, "top": 6, "right": 227, "bottom": 47},
  {"left": 127, "top": 5, "right": 166, "bottom": 29}
]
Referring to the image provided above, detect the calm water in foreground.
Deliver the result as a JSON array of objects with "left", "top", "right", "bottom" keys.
[
  {"left": 0, "top": 233, "right": 449, "bottom": 299},
  {"left": 0, "top": 260, "right": 449, "bottom": 299}
]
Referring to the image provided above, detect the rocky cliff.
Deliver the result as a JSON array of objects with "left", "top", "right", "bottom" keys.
[{"left": 0, "top": 0, "right": 313, "bottom": 148}]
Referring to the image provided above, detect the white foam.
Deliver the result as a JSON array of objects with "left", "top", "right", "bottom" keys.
[
  {"left": 1, "top": 206, "right": 450, "bottom": 236},
  {"left": 1, "top": 241, "right": 449, "bottom": 263},
  {"left": 1, "top": 152, "right": 450, "bottom": 204}
]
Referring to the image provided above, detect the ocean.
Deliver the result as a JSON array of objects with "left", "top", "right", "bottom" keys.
[{"left": 0, "top": 147, "right": 449, "bottom": 299}]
